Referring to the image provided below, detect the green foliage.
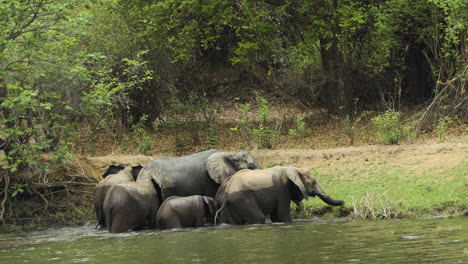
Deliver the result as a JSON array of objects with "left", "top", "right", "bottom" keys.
[
  {"left": 371, "top": 110, "right": 402, "bottom": 144},
  {"left": 166, "top": 93, "right": 208, "bottom": 147},
  {"left": 131, "top": 115, "right": 154, "bottom": 155},
  {"left": 266, "top": 162, "right": 284, "bottom": 168},
  {"left": 0, "top": 0, "right": 79, "bottom": 174},
  {"left": 435, "top": 116, "right": 453, "bottom": 141},
  {"left": 204, "top": 123, "right": 219, "bottom": 150},
  {"left": 231, "top": 100, "right": 252, "bottom": 148},
  {"left": 288, "top": 117, "right": 311, "bottom": 138},
  {"left": 10, "top": 183, "right": 25, "bottom": 198},
  {"left": 174, "top": 134, "right": 185, "bottom": 155},
  {"left": 252, "top": 95, "right": 278, "bottom": 149},
  {"left": 339, "top": 115, "right": 356, "bottom": 145},
  {"left": 81, "top": 50, "right": 153, "bottom": 121}
]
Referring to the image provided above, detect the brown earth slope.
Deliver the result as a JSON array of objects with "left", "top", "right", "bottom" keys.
[{"left": 83, "top": 140, "right": 467, "bottom": 180}]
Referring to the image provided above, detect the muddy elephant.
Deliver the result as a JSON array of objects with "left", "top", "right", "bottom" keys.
[
  {"left": 94, "top": 164, "right": 142, "bottom": 228},
  {"left": 103, "top": 173, "right": 162, "bottom": 233},
  {"left": 137, "top": 149, "right": 262, "bottom": 200},
  {"left": 156, "top": 195, "right": 217, "bottom": 229},
  {"left": 215, "top": 166, "right": 344, "bottom": 225}
]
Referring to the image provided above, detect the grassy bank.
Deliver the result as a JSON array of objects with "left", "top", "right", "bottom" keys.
[{"left": 293, "top": 146, "right": 467, "bottom": 219}]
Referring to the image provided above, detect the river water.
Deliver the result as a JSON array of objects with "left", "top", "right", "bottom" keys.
[{"left": 0, "top": 217, "right": 466, "bottom": 264}]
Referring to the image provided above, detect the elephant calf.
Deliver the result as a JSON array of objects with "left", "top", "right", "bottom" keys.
[{"left": 156, "top": 195, "right": 217, "bottom": 229}]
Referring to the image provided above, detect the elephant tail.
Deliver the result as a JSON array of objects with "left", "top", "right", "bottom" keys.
[
  {"left": 105, "top": 205, "right": 113, "bottom": 232},
  {"left": 214, "top": 199, "right": 227, "bottom": 226}
]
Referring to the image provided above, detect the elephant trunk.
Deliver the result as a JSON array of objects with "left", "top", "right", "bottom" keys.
[
  {"left": 316, "top": 193, "right": 345, "bottom": 206},
  {"left": 313, "top": 183, "right": 344, "bottom": 206}
]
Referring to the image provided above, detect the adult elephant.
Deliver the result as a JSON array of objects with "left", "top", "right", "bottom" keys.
[
  {"left": 103, "top": 172, "right": 162, "bottom": 233},
  {"left": 156, "top": 195, "right": 217, "bottom": 229},
  {"left": 215, "top": 166, "right": 344, "bottom": 225},
  {"left": 94, "top": 164, "right": 142, "bottom": 228},
  {"left": 137, "top": 149, "right": 261, "bottom": 200}
]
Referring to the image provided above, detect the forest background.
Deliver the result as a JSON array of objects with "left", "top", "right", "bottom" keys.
[{"left": 0, "top": 0, "right": 466, "bottom": 229}]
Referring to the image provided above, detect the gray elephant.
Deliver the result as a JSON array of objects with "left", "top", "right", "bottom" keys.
[
  {"left": 137, "top": 149, "right": 261, "bottom": 200},
  {"left": 156, "top": 195, "right": 217, "bottom": 229},
  {"left": 103, "top": 172, "right": 162, "bottom": 233},
  {"left": 215, "top": 166, "right": 344, "bottom": 225},
  {"left": 94, "top": 164, "right": 142, "bottom": 228}
]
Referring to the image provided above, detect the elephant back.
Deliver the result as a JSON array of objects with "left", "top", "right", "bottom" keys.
[
  {"left": 137, "top": 149, "right": 219, "bottom": 199},
  {"left": 96, "top": 167, "right": 134, "bottom": 187}
]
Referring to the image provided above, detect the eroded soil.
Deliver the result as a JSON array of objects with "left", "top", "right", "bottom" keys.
[{"left": 82, "top": 139, "right": 467, "bottom": 181}]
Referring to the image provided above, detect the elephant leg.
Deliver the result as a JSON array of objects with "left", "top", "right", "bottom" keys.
[
  {"left": 109, "top": 208, "right": 144, "bottom": 233},
  {"left": 109, "top": 212, "right": 130, "bottom": 233},
  {"left": 270, "top": 199, "right": 292, "bottom": 223},
  {"left": 194, "top": 214, "right": 205, "bottom": 227},
  {"left": 230, "top": 196, "right": 266, "bottom": 224},
  {"left": 219, "top": 207, "right": 237, "bottom": 225},
  {"left": 159, "top": 218, "right": 182, "bottom": 229}
]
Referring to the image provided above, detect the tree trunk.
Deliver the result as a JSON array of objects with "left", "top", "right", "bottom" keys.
[{"left": 319, "top": 37, "right": 353, "bottom": 116}]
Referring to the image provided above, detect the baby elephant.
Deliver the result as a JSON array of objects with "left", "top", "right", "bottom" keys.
[{"left": 156, "top": 195, "right": 217, "bottom": 229}]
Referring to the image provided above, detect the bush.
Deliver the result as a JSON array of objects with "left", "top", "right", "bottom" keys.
[
  {"left": 204, "top": 123, "right": 218, "bottom": 150},
  {"left": 288, "top": 117, "right": 311, "bottom": 138},
  {"left": 371, "top": 110, "right": 402, "bottom": 144},
  {"left": 434, "top": 116, "right": 453, "bottom": 141},
  {"left": 131, "top": 115, "right": 154, "bottom": 155},
  {"left": 252, "top": 95, "right": 279, "bottom": 149}
]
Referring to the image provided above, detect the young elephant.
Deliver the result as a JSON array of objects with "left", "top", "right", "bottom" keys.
[
  {"left": 156, "top": 195, "right": 217, "bottom": 229},
  {"left": 94, "top": 164, "right": 142, "bottom": 228},
  {"left": 103, "top": 173, "right": 162, "bottom": 233},
  {"left": 215, "top": 166, "right": 344, "bottom": 225}
]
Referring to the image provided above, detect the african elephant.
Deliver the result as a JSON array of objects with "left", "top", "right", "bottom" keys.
[
  {"left": 156, "top": 195, "right": 217, "bottom": 229},
  {"left": 215, "top": 166, "right": 344, "bottom": 225},
  {"left": 137, "top": 149, "right": 262, "bottom": 200},
  {"left": 103, "top": 173, "right": 162, "bottom": 233},
  {"left": 94, "top": 164, "right": 142, "bottom": 228}
]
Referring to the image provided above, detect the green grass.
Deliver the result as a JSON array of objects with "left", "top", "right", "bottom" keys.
[{"left": 296, "top": 160, "right": 467, "bottom": 219}]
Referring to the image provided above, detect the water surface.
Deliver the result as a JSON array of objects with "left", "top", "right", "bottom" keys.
[{"left": 0, "top": 217, "right": 466, "bottom": 263}]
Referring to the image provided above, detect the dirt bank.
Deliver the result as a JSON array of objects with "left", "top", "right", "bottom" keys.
[{"left": 83, "top": 140, "right": 467, "bottom": 179}]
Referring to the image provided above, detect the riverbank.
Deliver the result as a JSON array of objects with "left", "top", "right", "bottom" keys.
[{"left": 1, "top": 139, "right": 467, "bottom": 232}]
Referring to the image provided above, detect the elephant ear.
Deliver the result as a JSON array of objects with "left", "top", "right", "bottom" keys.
[
  {"left": 130, "top": 164, "right": 143, "bottom": 181},
  {"left": 285, "top": 167, "right": 309, "bottom": 200},
  {"left": 205, "top": 152, "right": 238, "bottom": 184},
  {"left": 102, "top": 165, "right": 125, "bottom": 179}
]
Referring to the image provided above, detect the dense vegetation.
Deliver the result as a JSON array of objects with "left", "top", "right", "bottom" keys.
[{"left": 0, "top": 0, "right": 466, "bottom": 226}]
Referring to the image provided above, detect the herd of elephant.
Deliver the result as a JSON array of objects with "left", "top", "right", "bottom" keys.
[{"left": 94, "top": 149, "right": 345, "bottom": 233}]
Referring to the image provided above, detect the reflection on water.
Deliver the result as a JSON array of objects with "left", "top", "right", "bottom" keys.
[{"left": 0, "top": 218, "right": 466, "bottom": 264}]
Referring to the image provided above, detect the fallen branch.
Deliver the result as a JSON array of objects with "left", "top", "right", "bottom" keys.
[{"left": 31, "top": 187, "right": 49, "bottom": 211}]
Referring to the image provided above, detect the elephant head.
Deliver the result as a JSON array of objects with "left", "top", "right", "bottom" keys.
[
  {"left": 203, "top": 196, "right": 217, "bottom": 223},
  {"left": 206, "top": 150, "right": 262, "bottom": 184},
  {"left": 285, "top": 167, "right": 344, "bottom": 206}
]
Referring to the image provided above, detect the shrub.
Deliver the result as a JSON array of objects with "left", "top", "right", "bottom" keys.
[
  {"left": 371, "top": 110, "right": 402, "bottom": 144},
  {"left": 434, "top": 116, "right": 453, "bottom": 141},
  {"left": 131, "top": 115, "right": 154, "bottom": 155},
  {"left": 288, "top": 117, "right": 311, "bottom": 138},
  {"left": 204, "top": 123, "right": 218, "bottom": 150},
  {"left": 230, "top": 101, "right": 253, "bottom": 147},
  {"left": 339, "top": 115, "right": 355, "bottom": 145},
  {"left": 252, "top": 95, "right": 279, "bottom": 149}
]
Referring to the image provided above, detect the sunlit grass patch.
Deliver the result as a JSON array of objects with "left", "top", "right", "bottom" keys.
[{"left": 298, "top": 159, "right": 467, "bottom": 219}]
